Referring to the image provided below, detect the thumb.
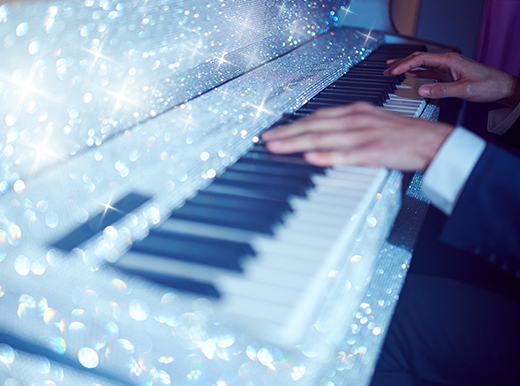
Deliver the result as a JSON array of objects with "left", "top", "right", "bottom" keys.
[{"left": 418, "top": 82, "right": 467, "bottom": 99}]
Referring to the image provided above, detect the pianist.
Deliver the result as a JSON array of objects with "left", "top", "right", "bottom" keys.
[{"left": 263, "top": 52, "right": 520, "bottom": 386}]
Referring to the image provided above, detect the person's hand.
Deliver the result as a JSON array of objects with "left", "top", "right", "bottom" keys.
[
  {"left": 384, "top": 52, "right": 520, "bottom": 107},
  {"left": 262, "top": 102, "right": 454, "bottom": 171}
]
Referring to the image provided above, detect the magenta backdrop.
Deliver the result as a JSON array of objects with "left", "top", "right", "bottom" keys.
[{"left": 475, "top": 0, "right": 520, "bottom": 76}]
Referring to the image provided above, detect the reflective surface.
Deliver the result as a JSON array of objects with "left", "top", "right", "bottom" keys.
[{"left": 0, "top": 1, "right": 413, "bottom": 385}]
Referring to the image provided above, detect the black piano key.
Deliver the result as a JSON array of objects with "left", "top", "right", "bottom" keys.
[
  {"left": 191, "top": 191, "right": 293, "bottom": 214},
  {"left": 229, "top": 160, "right": 317, "bottom": 178},
  {"left": 347, "top": 68, "right": 390, "bottom": 74},
  {"left": 320, "top": 85, "right": 390, "bottom": 94},
  {"left": 249, "top": 144, "right": 308, "bottom": 162},
  {"left": 169, "top": 202, "right": 283, "bottom": 233},
  {"left": 338, "top": 75, "right": 398, "bottom": 84},
  {"left": 322, "top": 86, "right": 391, "bottom": 98},
  {"left": 204, "top": 182, "right": 293, "bottom": 202},
  {"left": 248, "top": 148, "right": 307, "bottom": 160},
  {"left": 240, "top": 151, "right": 315, "bottom": 166},
  {"left": 332, "top": 79, "right": 397, "bottom": 92},
  {"left": 307, "top": 99, "right": 383, "bottom": 108},
  {"left": 114, "top": 267, "right": 221, "bottom": 298},
  {"left": 235, "top": 157, "right": 327, "bottom": 175},
  {"left": 311, "top": 94, "right": 387, "bottom": 105},
  {"left": 328, "top": 82, "right": 395, "bottom": 93},
  {"left": 306, "top": 97, "right": 383, "bottom": 107},
  {"left": 217, "top": 170, "right": 314, "bottom": 190},
  {"left": 347, "top": 71, "right": 404, "bottom": 83},
  {"left": 132, "top": 232, "right": 250, "bottom": 271},
  {"left": 318, "top": 89, "right": 389, "bottom": 98},
  {"left": 211, "top": 177, "right": 307, "bottom": 199},
  {"left": 352, "top": 62, "right": 389, "bottom": 69},
  {"left": 156, "top": 229, "right": 256, "bottom": 255},
  {"left": 52, "top": 193, "right": 152, "bottom": 252}
]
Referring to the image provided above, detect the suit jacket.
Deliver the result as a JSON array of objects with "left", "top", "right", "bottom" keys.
[
  {"left": 440, "top": 143, "right": 520, "bottom": 273},
  {"left": 495, "top": 112, "right": 520, "bottom": 152}
]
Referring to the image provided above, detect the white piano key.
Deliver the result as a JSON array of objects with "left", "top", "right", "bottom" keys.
[
  {"left": 312, "top": 176, "right": 372, "bottom": 192},
  {"left": 252, "top": 238, "right": 328, "bottom": 262},
  {"left": 331, "top": 165, "right": 381, "bottom": 176},
  {"left": 287, "top": 209, "right": 349, "bottom": 229},
  {"left": 289, "top": 198, "right": 356, "bottom": 216},
  {"left": 326, "top": 169, "right": 381, "bottom": 182},
  {"left": 221, "top": 295, "right": 292, "bottom": 325},
  {"left": 273, "top": 217, "right": 339, "bottom": 239},
  {"left": 243, "top": 264, "right": 318, "bottom": 290},
  {"left": 252, "top": 252, "right": 321, "bottom": 275},
  {"left": 218, "top": 278, "right": 302, "bottom": 305},
  {"left": 293, "top": 192, "right": 362, "bottom": 210}
]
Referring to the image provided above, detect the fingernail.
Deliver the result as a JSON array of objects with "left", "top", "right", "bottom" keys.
[{"left": 420, "top": 86, "right": 430, "bottom": 96}]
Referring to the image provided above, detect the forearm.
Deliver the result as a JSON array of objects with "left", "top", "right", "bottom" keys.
[{"left": 495, "top": 74, "right": 520, "bottom": 108}]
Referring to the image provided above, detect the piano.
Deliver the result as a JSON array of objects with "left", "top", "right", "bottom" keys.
[{"left": 0, "top": 1, "right": 458, "bottom": 385}]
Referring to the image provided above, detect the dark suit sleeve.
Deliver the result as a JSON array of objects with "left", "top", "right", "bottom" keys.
[
  {"left": 439, "top": 143, "right": 520, "bottom": 272},
  {"left": 494, "top": 111, "right": 520, "bottom": 150}
]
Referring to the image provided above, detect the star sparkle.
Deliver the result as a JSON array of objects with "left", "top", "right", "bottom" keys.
[
  {"left": 82, "top": 38, "right": 114, "bottom": 69},
  {"left": 359, "top": 26, "right": 376, "bottom": 46},
  {"left": 21, "top": 129, "right": 69, "bottom": 179},
  {"left": 214, "top": 52, "right": 231, "bottom": 69},
  {"left": 0, "top": 61, "right": 56, "bottom": 116},
  {"left": 250, "top": 97, "right": 275, "bottom": 124},
  {"left": 95, "top": 196, "right": 125, "bottom": 226},
  {"left": 340, "top": 4, "right": 356, "bottom": 18}
]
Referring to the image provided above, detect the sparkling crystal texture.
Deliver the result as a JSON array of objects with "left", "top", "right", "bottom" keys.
[{"left": 0, "top": 1, "right": 412, "bottom": 386}]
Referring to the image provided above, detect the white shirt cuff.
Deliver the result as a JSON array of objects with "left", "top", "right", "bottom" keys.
[{"left": 423, "top": 127, "right": 486, "bottom": 215}]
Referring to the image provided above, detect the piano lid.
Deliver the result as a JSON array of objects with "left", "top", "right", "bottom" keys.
[{"left": 0, "top": 0, "right": 348, "bottom": 183}]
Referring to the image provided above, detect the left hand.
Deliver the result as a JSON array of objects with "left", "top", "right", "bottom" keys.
[
  {"left": 383, "top": 52, "right": 520, "bottom": 107},
  {"left": 261, "top": 102, "right": 454, "bottom": 171}
]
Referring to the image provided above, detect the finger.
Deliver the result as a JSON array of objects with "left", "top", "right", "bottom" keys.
[
  {"left": 384, "top": 52, "right": 452, "bottom": 77},
  {"left": 384, "top": 57, "right": 409, "bottom": 73},
  {"left": 304, "top": 146, "right": 428, "bottom": 170},
  {"left": 419, "top": 81, "right": 469, "bottom": 99},
  {"left": 262, "top": 104, "right": 378, "bottom": 141},
  {"left": 262, "top": 115, "right": 354, "bottom": 141},
  {"left": 313, "top": 101, "right": 376, "bottom": 117},
  {"left": 403, "top": 69, "right": 441, "bottom": 79},
  {"left": 266, "top": 129, "right": 376, "bottom": 154},
  {"left": 263, "top": 102, "right": 377, "bottom": 141},
  {"left": 304, "top": 148, "right": 378, "bottom": 167}
]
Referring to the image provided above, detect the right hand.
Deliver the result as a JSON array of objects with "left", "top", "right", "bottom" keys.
[
  {"left": 262, "top": 102, "right": 454, "bottom": 171},
  {"left": 383, "top": 52, "right": 520, "bottom": 107}
]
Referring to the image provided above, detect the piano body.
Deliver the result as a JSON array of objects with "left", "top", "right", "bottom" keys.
[{"left": 0, "top": 1, "right": 457, "bottom": 385}]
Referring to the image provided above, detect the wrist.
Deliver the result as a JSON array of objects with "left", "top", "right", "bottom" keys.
[
  {"left": 422, "top": 122, "right": 454, "bottom": 170},
  {"left": 497, "top": 75, "right": 520, "bottom": 108}
]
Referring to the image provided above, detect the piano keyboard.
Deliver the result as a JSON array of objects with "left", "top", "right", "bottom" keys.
[{"left": 109, "top": 44, "right": 431, "bottom": 341}]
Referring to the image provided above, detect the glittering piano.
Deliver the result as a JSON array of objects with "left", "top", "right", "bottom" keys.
[{"left": 0, "top": 1, "right": 453, "bottom": 385}]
